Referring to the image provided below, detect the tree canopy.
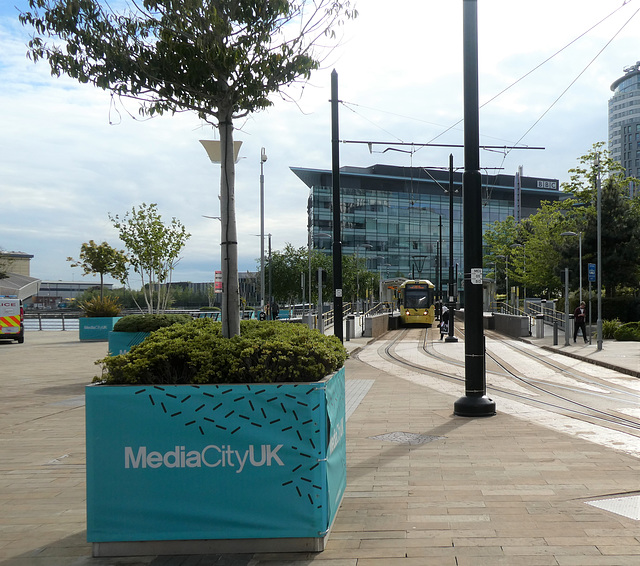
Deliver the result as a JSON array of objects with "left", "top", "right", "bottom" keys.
[
  {"left": 67, "top": 240, "right": 128, "bottom": 299},
  {"left": 109, "top": 203, "right": 190, "bottom": 313},
  {"left": 483, "top": 143, "right": 640, "bottom": 301},
  {"left": 20, "top": 0, "right": 357, "bottom": 337}
]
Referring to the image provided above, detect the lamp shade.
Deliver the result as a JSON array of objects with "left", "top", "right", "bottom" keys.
[{"left": 199, "top": 140, "right": 243, "bottom": 163}]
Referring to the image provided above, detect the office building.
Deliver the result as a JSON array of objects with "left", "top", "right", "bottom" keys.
[
  {"left": 608, "top": 61, "right": 640, "bottom": 180},
  {"left": 292, "top": 164, "right": 560, "bottom": 295}
]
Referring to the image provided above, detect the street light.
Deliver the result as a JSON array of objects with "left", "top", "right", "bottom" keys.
[
  {"left": 560, "top": 231, "right": 582, "bottom": 304},
  {"left": 259, "top": 148, "right": 267, "bottom": 312},
  {"left": 496, "top": 254, "right": 508, "bottom": 309},
  {"left": 200, "top": 139, "right": 243, "bottom": 337},
  {"left": 510, "top": 243, "right": 525, "bottom": 309}
]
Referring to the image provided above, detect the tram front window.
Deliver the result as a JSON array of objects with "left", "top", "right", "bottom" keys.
[{"left": 404, "top": 290, "right": 430, "bottom": 309}]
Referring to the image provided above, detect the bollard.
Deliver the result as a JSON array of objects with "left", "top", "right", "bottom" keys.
[
  {"left": 345, "top": 315, "right": 353, "bottom": 341},
  {"left": 553, "top": 322, "right": 558, "bottom": 346},
  {"left": 535, "top": 315, "right": 544, "bottom": 339}
]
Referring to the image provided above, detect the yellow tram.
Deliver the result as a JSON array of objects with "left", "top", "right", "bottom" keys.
[{"left": 398, "top": 279, "right": 436, "bottom": 327}]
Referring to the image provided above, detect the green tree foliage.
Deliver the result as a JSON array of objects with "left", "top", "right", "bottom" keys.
[
  {"left": 561, "top": 142, "right": 637, "bottom": 203},
  {"left": 67, "top": 240, "right": 128, "bottom": 299},
  {"left": 109, "top": 203, "right": 190, "bottom": 313},
  {"left": 483, "top": 200, "right": 588, "bottom": 298},
  {"left": 582, "top": 178, "right": 640, "bottom": 297},
  {"left": 20, "top": 0, "right": 357, "bottom": 338},
  {"left": 265, "top": 244, "right": 379, "bottom": 308},
  {"left": 266, "top": 244, "right": 331, "bottom": 306},
  {"left": 485, "top": 142, "right": 640, "bottom": 301},
  {"left": 98, "top": 318, "right": 348, "bottom": 385}
]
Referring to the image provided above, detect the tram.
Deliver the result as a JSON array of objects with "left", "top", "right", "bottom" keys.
[{"left": 398, "top": 279, "right": 436, "bottom": 326}]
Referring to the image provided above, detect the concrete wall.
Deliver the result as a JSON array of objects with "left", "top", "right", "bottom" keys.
[
  {"left": 363, "top": 313, "right": 389, "bottom": 338},
  {"left": 490, "top": 313, "right": 531, "bottom": 338}
]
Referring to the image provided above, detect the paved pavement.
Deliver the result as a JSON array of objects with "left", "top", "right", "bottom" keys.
[{"left": 1, "top": 327, "right": 640, "bottom": 565}]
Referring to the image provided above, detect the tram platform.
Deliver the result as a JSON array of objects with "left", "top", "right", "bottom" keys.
[{"left": 1, "top": 329, "right": 640, "bottom": 565}]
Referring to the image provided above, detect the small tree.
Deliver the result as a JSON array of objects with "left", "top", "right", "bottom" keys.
[
  {"left": 20, "top": 0, "right": 357, "bottom": 338},
  {"left": 67, "top": 240, "right": 128, "bottom": 299},
  {"left": 109, "top": 203, "right": 190, "bottom": 313}
]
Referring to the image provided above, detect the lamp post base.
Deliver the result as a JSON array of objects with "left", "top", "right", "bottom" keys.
[
  {"left": 444, "top": 335, "right": 459, "bottom": 343},
  {"left": 454, "top": 395, "right": 496, "bottom": 417}
]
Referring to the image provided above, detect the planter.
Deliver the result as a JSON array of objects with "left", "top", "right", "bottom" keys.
[
  {"left": 86, "top": 366, "right": 346, "bottom": 557},
  {"left": 107, "top": 331, "right": 151, "bottom": 356},
  {"left": 79, "top": 317, "right": 122, "bottom": 341}
]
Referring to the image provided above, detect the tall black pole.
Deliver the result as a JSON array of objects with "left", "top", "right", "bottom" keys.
[
  {"left": 331, "top": 70, "right": 344, "bottom": 342},
  {"left": 446, "top": 154, "right": 458, "bottom": 342},
  {"left": 454, "top": 0, "right": 495, "bottom": 417},
  {"left": 438, "top": 216, "right": 443, "bottom": 312}
]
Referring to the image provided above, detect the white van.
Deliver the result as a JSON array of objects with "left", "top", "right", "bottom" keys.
[{"left": 0, "top": 296, "right": 24, "bottom": 343}]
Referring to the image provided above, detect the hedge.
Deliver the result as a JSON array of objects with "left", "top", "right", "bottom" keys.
[
  {"left": 614, "top": 321, "right": 640, "bottom": 342},
  {"left": 96, "top": 318, "right": 348, "bottom": 385},
  {"left": 112, "top": 313, "right": 193, "bottom": 333}
]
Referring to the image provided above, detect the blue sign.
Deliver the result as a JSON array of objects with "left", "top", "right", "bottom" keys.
[
  {"left": 86, "top": 368, "right": 346, "bottom": 543},
  {"left": 588, "top": 263, "right": 596, "bottom": 283}
]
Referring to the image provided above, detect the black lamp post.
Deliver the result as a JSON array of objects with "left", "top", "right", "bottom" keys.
[
  {"left": 454, "top": 0, "right": 495, "bottom": 417},
  {"left": 445, "top": 154, "right": 458, "bottom": 343}
]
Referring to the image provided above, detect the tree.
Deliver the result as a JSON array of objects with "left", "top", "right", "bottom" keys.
[
  {"left": 20, "top": 0, "right": 357, "bottom": 338},
  {"left": 109, "top": 203, "right": 190, "bottom": 313},
  {"left": 582, "top": 179, "right": 640, "bottom": 297},
  {"left": 562, "top": 142, "right": 639, "bottom": 204},
  {"left": 483, "top": 199, "right": 584, "bottom": 299},
  {"left": 67, "top": 240, "right": 128, "bottom": 299}
]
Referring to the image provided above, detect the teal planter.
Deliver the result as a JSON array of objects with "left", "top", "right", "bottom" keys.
[
  {"left": 79, "top": 317, "right": 122, "bottom": 341},
  {"left": 86, "top": 367, "right": 346, "bottom": 557},
  {"left": 108, "top": 331, "right": 150, "bottom": 356}
]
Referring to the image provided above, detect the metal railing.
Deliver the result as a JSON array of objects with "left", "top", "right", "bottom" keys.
[
  {"left": 527, "top": 302, "right": 566, "bottom": 331},
  {"left": 322, "top": 302, "right": 353, "bottom": 331}
]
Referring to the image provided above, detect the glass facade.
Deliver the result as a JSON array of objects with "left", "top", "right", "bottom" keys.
[
  {"left": 608, "top": 62, "right": 640, "bottom": 181},
  {"left": 292, "top": 164, "right": 560, "bottom": 292}
]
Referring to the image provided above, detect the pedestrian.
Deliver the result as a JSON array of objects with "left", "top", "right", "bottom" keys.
[
  {"left": 573, "top": 301, "right": 587, "bottom": 343},
  {"left": 439, "top": 306, "right": 449, "bottom": 340}
]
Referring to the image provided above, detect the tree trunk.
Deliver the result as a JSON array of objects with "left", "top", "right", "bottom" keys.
[{"left": 219, "top": 109, "right": 240, "bottom": 338}]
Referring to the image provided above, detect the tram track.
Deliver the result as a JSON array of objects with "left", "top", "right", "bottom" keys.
[{"left": 368, "top": 326, "right": 640, "bottom": 437}]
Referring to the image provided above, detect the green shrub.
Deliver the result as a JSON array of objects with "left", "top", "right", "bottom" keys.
[
  {"left": 96, "top": 319, "right": 348, "bottom": 385},
  {"left": 112, "top": 313, "right": 193, "bottom": 333},
  {"left": 602, "top": 318, "right": 622, "bottom": 339},
  {"left": 80, "top": 296, "right": 122, "bottom": 317},
  {"left": 614, "top": 321, "right": 640, "bottom": 341}
]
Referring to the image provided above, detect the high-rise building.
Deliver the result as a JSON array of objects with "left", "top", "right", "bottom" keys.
[
  {"left": 608, "top": 61, "right": 640, "bottom": 180},
  {"left": 292, "top": 164, "right": 560, "bottom": 294}
]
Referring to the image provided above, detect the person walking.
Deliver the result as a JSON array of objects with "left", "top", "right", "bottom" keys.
[
  {"left": 439, "top": 306, "right": 449, "bottom": 340},
  {"left": 573, "top": 301, "right": 587, "bottom": 343}
]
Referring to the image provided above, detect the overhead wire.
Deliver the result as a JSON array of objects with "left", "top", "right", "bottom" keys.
[{"left": 339, "top": 0, "right": 637, "bottom": 158}]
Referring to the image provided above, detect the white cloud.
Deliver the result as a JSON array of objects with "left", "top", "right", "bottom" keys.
[{"left": 1, "top": 0, "right": 638, "bottom": 284}]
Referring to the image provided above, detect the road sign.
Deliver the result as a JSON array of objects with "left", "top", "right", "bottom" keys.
[
  {"left": 588, "top": 263, "right": 596, "bottom": 283},
  {"left": 470, "top": 268, "right": 483, "bottom": 285}
]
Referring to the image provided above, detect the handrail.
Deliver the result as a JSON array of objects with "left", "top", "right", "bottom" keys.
[
  {"left": 491, "top": 300, "right": 568, "bottom": 331},
  {"left": 321, "top": 302, "right": 353, "bottom": 331}
]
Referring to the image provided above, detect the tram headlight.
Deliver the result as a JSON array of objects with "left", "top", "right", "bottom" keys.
[{"left": 405, "top": 310, "right": 410, "bottom": 317}]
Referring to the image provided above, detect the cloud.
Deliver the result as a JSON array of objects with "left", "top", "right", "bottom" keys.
[{"left": 1, "top": 0, "right": 638, "bottom": 285}]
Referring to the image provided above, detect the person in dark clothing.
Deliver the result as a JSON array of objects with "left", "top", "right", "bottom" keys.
[
  {"left": 439, "top": 306, "right": 449, "bottom": 340},
  {"left": 573, "top": 301, "right": 587, "bottom": 343}
]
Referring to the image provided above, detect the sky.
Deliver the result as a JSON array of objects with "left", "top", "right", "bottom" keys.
[{"left": 1, "top": 0, "right": 639, "bottom": 288}]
